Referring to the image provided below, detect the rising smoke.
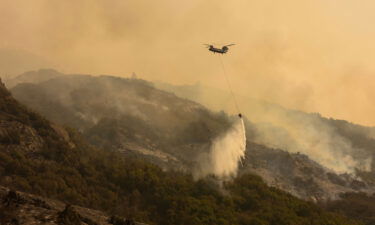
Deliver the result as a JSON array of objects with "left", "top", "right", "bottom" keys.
[
  {"left": 195, "top": 118, "right": 246, "bottom": 179},
  {"left": 162, "top": 84, "right": 374, "bottom": 175},
  {"left": 3, "top": 0, "right": 375, "bottom": 177},
  {"left": 252, "top": 111, "right": 373, "bottom": 174},
  {"left": 3, "top": 0, "right": 375, "bottom": 125}
]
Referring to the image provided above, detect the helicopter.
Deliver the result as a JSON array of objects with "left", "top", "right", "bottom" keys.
[{"left": 204, "top": 44, "right": 235, "bottom": 54}]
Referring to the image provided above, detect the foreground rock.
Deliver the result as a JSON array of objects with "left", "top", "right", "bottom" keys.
[{"left": 0, "top": 186, "right": 146, "bottom": 225}]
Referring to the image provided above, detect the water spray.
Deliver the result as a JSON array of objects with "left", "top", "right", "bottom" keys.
[{"left": 195, "top": 48, "right": 247, "bottom": 179}]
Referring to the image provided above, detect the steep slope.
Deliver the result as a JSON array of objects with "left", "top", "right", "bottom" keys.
[
  {"left": 0, "top": 78, "right": 148, "bottom": 223},
  {"left": 0, "top": 76, "right": 76, "bottom": 159},
  {"left": 9, "top": 70, "right": 375, "bottom": 202},
  {"left": 11, "top": 74, "right": 232, "bottom": 171},
  {"left": 1, "top": 76, "right": 361, "bottom": 225}
]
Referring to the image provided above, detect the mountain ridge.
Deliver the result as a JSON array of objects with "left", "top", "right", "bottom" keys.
[
  {"left": 0, "top": 74, "right": 368, "bottom": 225},
  {"left": 8, "top": 70, "right": 375, "bottom": 201}
]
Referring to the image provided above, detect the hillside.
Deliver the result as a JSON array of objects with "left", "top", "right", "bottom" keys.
[
  {"left": 9, "top": 71, "right": 375, "bottom": 201},
  {"left": 156, "top": 82, "right": 375, "bottom": 180},
  {"left": 11, "top": 74, "right": 232, "bottom": 171},
  {"left": 0, "top": 76, "right": 364, "bottom": 224},
  {"left": 155, "top": 82, "right": 375, "bottom": 174}
]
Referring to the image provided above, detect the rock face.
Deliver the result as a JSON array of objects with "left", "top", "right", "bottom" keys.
[
  {"left": 0, "top": 120, "right": 44, "bottom": 152},
  {"left": 0, "top": 186, "right": 146, "bottom": 225},
  {"left": 0, "top": 78, "right": 41, "bottom": 154},
  {"left": 0, "top": 77, "right": 74, "bottom": 156}
]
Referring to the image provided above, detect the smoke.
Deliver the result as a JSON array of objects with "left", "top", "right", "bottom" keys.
[
  {"left": 195, "top": 118, "right": 246, "bottom": 179},
  {"left": 160, "top": 83, "right": 374, "bottom": 175},
  {"left": 2, "top": 0, "right": 375, "bottom": 175},
  {"left": 3, "top": 0, "right": 375, "bottom": 125},
  {"left": 251, "top": 111, "right": 373, "bottom": 174}
]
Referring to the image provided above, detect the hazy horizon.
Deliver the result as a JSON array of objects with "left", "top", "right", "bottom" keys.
[{"left": 2, "top": 0, "right": 375, "bottom": 125}]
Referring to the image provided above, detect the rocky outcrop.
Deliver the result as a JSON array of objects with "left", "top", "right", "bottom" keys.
[
  {"left": 0, "top": 120, "right": 44, "bottom": 152},
  {"left": 0, "top": 186, "right": 147, "bottom": 225},
  {"left": 0, "top": 76, "right": 76, "bottom": 157}
]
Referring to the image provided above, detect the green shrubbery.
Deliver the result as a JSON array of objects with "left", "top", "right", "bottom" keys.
[
  {"left": 0, "top": 130, "right": 360, "bottom": 225},
  {"left": 322, "top": 192, "right": 375, "bottom": 225}
]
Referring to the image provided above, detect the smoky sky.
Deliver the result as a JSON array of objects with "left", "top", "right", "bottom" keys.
[{"left": 2, "top": 0, "right": 375, "bottom": 125}]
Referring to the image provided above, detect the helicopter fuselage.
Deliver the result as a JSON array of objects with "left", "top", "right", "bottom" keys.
[{"left": 208, "top": 46, "right": 229, "bottom": 54}]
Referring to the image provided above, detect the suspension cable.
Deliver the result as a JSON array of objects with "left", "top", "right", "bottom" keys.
[{"left": 218, "top": 54, "right": 241, "bottom": 114}]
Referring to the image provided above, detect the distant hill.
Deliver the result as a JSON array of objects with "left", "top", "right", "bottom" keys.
[
  {"left": 0, "top": 48, "right": 53, "bottom": 78},
  {"left": 4, "top": 68, "right": 64, "bottom": 88}
]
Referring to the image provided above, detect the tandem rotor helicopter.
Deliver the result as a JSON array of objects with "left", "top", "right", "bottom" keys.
[
  {"left": 204, "top": 44, "right": 235, "bottom": 54},
  {"left": 204, "top": 43, "right": 241, "bottom": 118}
]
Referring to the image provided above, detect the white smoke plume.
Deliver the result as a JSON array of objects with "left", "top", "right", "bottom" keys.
[
  {"left": 252, "top": 112, "right": 373, "bottom": 174},
  {"left": 164, "top": 83, "right": 374, "bottom": 175},
  {"left": 195, "top": 118, "right": 246, "bottom": 179}
]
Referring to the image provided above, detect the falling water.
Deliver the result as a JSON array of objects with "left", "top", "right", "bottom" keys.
[{"left": 195, "top": 118, "right": 247, "bottom": 179}]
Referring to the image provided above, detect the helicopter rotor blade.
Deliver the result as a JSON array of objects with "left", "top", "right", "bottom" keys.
[{"left": 224, "top": 44, "right": 235, "bottom": 47}]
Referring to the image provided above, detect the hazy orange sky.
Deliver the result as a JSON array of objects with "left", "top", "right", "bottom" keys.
[{"left": 2, "top": 0, "right": 375, "bottom": 125}]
